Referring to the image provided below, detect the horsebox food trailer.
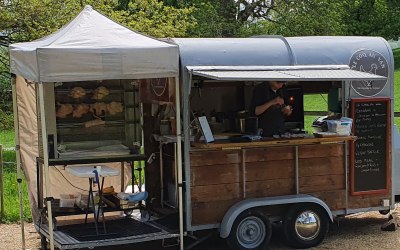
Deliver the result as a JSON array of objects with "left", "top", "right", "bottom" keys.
[
  {"left": 163, "top": 36, "right": 397, "bottom": 250},
  {"left": 9, "top": 6, "right": 400, "bottom": 250}
]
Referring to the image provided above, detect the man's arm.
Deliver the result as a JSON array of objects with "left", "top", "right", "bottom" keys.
[{"left": 255, "top": 97, "right": 284, "bottom": 116}]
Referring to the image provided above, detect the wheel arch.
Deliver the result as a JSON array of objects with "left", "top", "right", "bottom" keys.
[{"left": 219, "top": 194, "right": 333, "bottom": 238}]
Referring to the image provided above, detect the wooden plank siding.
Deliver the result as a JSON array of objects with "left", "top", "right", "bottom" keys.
[
  {"left": 192, "top": 199, "right": 241, "bottom": 225},
  {"left": 298, "top": 144, "right": 344, "bottom": 158},
  {"left": 246, "top": 179, "right": 295, "bottom": 198},
  {"left": 191, "top": 163, "right": 241, "bottom": 186},
  {"left": 299, "top": 157, "right": 344, "bottom": 177},
  {"left": 312, "top": 190, "right": 347, "bottom": 211},
  {"left": 189, "top": 143, "right": 388, "bottom": 226},
  {"left": 299, "top": 175, "right": 345, "bottom": 193},
  {"left": 245, "top": 160, "right": 295, "bottom": 181},
  {"left": 348, "top": 193, "right": 391, "bottom": 209},
  {"left": 190, "top": 150, "right": 241, "bottom": 167},
  {"left": 191, "top": 183, "right": 243, "bottom": 203},
  {"left": 244, "top": 147, "right": 294, "bottom": 162}
]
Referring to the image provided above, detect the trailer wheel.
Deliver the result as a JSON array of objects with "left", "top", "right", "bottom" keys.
[
  {"left": 283, "top": 204, "right": 329, "bottom": 249},
  {"left": 226, "top": 210, "right": 272, "bottom": 250},
  {"left": 379, "top": 209, "right": 390, "bottom": 215}
]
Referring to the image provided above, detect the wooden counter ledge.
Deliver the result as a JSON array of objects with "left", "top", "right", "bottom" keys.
[{"left": 191, "top": 135, "right": 356, "bottom": 150}]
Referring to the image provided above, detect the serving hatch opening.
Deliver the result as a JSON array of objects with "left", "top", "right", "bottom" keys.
[{"left": 187, "top": 64, "right": 387, "bottom": 135}]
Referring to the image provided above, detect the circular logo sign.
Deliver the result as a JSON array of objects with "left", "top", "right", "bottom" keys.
[
  {"left": 349, "top": 49, "right": 388, "bottom": 97},
  {"left": 150, "top": 78, "right": 167, "bottom": 97}
]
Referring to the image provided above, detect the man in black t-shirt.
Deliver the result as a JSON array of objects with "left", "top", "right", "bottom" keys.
[{"left": 250, "top": 81, "right": 292, "bottom": 137}]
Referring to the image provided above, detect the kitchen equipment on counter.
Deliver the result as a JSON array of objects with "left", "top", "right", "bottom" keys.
[
  {"left": 209, "top": 121, "right": 224, "bottom": 134},
  {"left": 237, "top": 116, "right": 259, "bottom": 134},
  {"left": 312, "top": 116, "right": 329, "bottom": 132},
  {"left": 213, "top": 112, "right": 231, "bottom": 132},
  {"left": 222, "top": 118, "right": 231, "bottom": 132},
  {"left": 244, "top": 117, "right": 258, "bottom": 134},
  {"left": 238, "top": 118, "right": 245, "bottom": 133},
  {"left": 235, "top": 110, "right": 248, "bottom": 133}
]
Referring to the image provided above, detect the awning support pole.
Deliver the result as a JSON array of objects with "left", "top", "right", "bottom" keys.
[
  {"left": 12, "top": 79, "right": 26, "bottom": 250},
  {"left": 175, "top": 77, "right": 184, "bottom": 250},
  {"left": 38, "top": 83, "right": 55, "bottom": 250}
]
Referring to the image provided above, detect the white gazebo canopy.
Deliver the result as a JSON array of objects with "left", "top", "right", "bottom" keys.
[{"left": 9, "top": 5, "right": 179, "bottom": 82}]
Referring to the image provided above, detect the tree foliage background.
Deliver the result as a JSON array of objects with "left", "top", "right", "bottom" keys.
[{"left": 1, "top": 0, "right": 400, "bottom": 128}]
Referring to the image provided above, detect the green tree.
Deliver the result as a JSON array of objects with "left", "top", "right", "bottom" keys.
[
  {"left": 342, "top": 0, "right": 400, "bottom": 40},
  {"left": 181, "top": 0, "right": 238, "bottom": 37},
  {"left": 112, "top": 0, "right": 195, "bottom": 38},
  {"left": 236, "top": 0, "right": 400, "bottom": 39},
  {"left": 0, "top": 0, "right": 83, "bottom": 42},
  {"left": 0, "top": 47, "right": 12, "bottom": 114},
  {"left": 0, "top": 0, "right": 194, "bottom": 42},
  {"left": 237, "top": 0, "right": 346, "bottom": 37}
]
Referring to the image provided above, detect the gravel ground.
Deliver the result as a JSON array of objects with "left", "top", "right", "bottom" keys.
[
  {"left": 0, "top": 223, "right": 42, "bottom": 250},
  {"left": 2, "top": 207, "right": 400, "bottom": 250}
]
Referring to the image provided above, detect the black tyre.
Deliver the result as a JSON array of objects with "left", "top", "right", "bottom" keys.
[
  {"left": 283, "top": 204, "right": 329, "bottom": 249},
  {"left": 226, "top": 210, "right": 272, "bottom": 250},
  {"left": 379, "top": 209, "right": 390, "bottom": 215}
]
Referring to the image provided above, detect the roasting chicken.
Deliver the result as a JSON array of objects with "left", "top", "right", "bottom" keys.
[
  {"left": 90, "top": 102, "right": 108, "bottom": 116},
  {"left": 72, "top": 103, "right": 90, "bottom": 118},
  {"left": 84, "top": 119, "right": 105, "bottom": 128},
  {"left": 107, "top": 101, "right": 123, "bottom": 115},
  {"left": 56, "top": 104, "right": 73, "bottom": 118},
  {"left": 69, "top": 87, "right": 86, "bottom": 99},
  {"left": 92, "top": 86, "right": 109, "bottom": 100}
]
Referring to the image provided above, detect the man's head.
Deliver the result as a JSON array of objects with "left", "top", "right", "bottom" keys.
[{"left": 268, "top": 81, "right": 285, "bottom": 91}]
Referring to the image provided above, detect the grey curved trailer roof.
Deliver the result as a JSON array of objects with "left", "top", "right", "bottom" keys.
[
  {"left": 172, "top": 36, "right": 393, "bottom": 70},
  {"left": 172, "top": 36, "right": 394, "bottom": 97}
]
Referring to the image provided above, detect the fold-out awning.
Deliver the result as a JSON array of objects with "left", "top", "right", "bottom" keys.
[{"left": 187, "top": 65, "right": 387, "bottom": 81}]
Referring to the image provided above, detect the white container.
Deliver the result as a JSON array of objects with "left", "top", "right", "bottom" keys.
[
  {"left": 66, "top": 165, "right": 119, "bottom": 178},
  {"left": 60, "top": 194, "right": 76, "bottom": 208},
  {"left": 75, "top": 193, "right": 89, "bottom": 208},
  {"left": 327, "top": 118, "right": 352, "bottom": 135}
]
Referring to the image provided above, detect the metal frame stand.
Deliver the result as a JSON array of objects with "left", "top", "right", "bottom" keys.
[
  {"left": 84, "top": 177, "right": 107, "bottom": 235},
  {"left": 38, "top": 83, "right": 55, "bottom": 250},
  {"left": 174, "top": 77, "right": 184, "bottom": 250}
]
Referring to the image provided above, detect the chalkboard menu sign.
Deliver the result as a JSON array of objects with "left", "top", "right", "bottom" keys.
[{"left": 351, "top": 98, "right": 390, "bottom": 195}]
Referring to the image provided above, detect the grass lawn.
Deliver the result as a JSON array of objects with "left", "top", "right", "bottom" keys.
[
  {"left": 394, "top": 69, "right": 400, "bottom": 112},
  {"left": 303, "top": 94, "right": 327, "bottom": 132},
  {"left": 0, "top": 130, "right": 15, "bottom": 149},
  {"left": 304, "top": 94, "right": 328, "bottom": 111},
  {"left": 1, "top": 130, "right": 32, "bottom": 223}
]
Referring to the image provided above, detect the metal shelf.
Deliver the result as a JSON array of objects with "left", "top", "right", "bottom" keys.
[
  {"left": 54, "top": 89, "right": 124, "bottom": 95},
  {"left": 56, "top": 120, "right": 125, "bottom": 128}
]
